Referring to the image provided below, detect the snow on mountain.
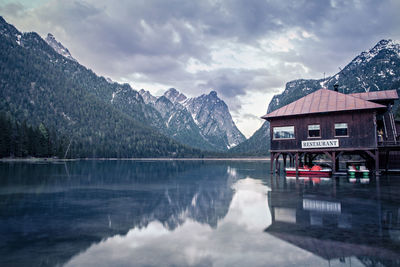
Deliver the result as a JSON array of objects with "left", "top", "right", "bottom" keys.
[
  {"left": 45, "top": 33, "right": 77, "bottom": 62},
  {"left": 139, "top": 88, "right": 246, "bottom": 151},
  {"left": 182, "top": 90, "right": 246, "bottom": 149},
  {"left": 163, "top": 88, "right": 187, "bottom": 103},
  {"left": 139, "top": 89, "right": 157, "bottom": 104},
  {"left": 137, "top": 89, "right": 215, "bottom": 150},
  {"left": 0, "top": 16, "right": 20, "bottom": 44},
  {"left": 268, "top": 39, "right": 400, "bottom": 113},
  {"left": 353, "top": 39, "right": 400, "bottom": 65},
  {"left": 106, "top": 77, "right": 115, "bottom": 84}
]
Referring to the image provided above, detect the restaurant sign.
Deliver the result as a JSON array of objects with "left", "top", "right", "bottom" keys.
[{"left": 301, "top": 139, "right": 339, "bottom": 149}]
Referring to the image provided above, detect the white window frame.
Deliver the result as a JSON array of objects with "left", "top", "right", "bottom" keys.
[
  {"left": 334, "top": 123, "right": 348, "bottom": 137},
  {"left": 273, "top": 126, "right": 295, "bottom": 140},
  {"left": 308, "top": 124, "right": 321, "bottom": 138}
]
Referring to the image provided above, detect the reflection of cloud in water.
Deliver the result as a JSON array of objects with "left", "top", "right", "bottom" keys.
[{"left": 65, "top": 178, "right": 345, "bottom": 267}]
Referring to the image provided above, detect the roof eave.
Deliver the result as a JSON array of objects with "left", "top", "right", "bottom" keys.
[{"left": 262, "top": 106, "right": 386, "bottom": 120}]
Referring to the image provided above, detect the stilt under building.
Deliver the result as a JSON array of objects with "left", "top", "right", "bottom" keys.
[{"left": 262, "top": 88, "right": 400, "bottom": 175}]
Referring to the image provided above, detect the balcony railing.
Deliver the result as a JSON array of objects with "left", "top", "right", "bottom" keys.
[{"left": 378, "top": 140, "right": 400, "bottom": 147}]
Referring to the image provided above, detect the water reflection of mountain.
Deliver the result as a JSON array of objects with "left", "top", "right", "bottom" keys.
[
  {"left": 265, "top": 176, "right": 400, "bottom": 266},
  {"left": 0, "top": 161, "right": 262, "bottom": 267}
]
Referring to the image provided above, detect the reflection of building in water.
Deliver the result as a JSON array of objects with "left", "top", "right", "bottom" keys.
[{"left": 265, "top": 177, "right": 400, "bottom": 265}]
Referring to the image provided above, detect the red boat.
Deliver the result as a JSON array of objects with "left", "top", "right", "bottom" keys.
[{"left": 285, "top": 165, "right": 332, "bottom": 177}]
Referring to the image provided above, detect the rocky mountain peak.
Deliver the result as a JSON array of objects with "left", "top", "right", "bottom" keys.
[
  {"left": 373, "top": 39, "right": 400, "bottom": 52},
  {"left": 183, "top": 91, "right": 246, "bottom": 149},
  {"left": 164, "top": 88, "right": 187, "bottom": 103},
  {"left": 45, "top": 33, "right": 77, "bottom": 62},
  {"left": 209, "top": 90, "right": 218, "bottom": 97},
  {"left": 136, "top": 88, "right": 246, "bottom": 151},
  {"left": 352, "top": 39, "right": 400, "bottom": 66},
  {"left": 138, "top": 89, "right": 157, "bottom": 104},
  {"left": 0, "top": 15, "right": 21, "bottom": 44},
  {"left": 46, "top": 33, "right": 56, "bottom": 41}
]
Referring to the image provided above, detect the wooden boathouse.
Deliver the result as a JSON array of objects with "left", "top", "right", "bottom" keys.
[{"left": 262, "top": 88, "right": 399, "bottom": 175}]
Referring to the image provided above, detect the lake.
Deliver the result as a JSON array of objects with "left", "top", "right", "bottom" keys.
[{"left": 0, "top": 160, "right": 399, "bottom": 267}]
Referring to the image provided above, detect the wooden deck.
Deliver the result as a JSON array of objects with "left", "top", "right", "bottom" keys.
[{"left": 378, "top": 141, "right": 400, "bottom": 150}]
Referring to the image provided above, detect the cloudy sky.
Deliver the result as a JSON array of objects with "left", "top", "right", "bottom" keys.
[{"left": 1, "top": 0, "right": 400, "bottom": 137}]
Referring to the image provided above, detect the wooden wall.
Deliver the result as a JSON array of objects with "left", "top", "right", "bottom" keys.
[{"left": 269, "top": 110, "right": 377, "bottom": 151}]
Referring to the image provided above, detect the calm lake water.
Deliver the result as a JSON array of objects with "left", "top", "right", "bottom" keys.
[{"left": 0, "top": 160, "right": 399, "bottom": 267}]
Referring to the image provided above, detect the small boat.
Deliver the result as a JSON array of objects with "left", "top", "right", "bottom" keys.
[
  {"left": 285, "top": 165, "right": 332, "bottom": 177},
  {"left": 347, "top": 165, "right": 369, "bottom": 178}
]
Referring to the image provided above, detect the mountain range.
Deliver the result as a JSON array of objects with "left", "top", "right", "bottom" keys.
[
  {"left": 43, "top": 26, "right": 245, "bottom": 152},
  {"left": 0, "top": 16, "right": 244, "bottom": 157},
  {"left": 232, "top": 39, "right": 400, "bottom": 155},
  {"left": 0, "top": 16, "right": 200, "bottom": 157},
  {"left": 138, "top": 88, "right": 245, "bottom": 151},
  {"left": 1, "top": 15, "right": 399, "bottom": 157}
]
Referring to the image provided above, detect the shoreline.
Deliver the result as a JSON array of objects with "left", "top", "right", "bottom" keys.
[{"left": 0, "top": 157, "right": 270, "bottom": 163}]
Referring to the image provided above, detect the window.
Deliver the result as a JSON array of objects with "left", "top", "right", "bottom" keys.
[
  {"left": 335, "top": 123, "right": 348, "bottom": 136},
  {"left": 308, "top": 124, "right": 320, "bottom": 138},
  {"left": 273, "top": 126, "right": 295, "bottom": 139}
]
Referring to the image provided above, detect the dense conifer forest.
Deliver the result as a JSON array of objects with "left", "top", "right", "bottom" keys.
[
  {"left": 0, "top": 113, "right": 65, "bottom": 158},
  {"left": 0, "top": 17, "right": 209, "bottom": 158},
  {"left": 0, "top": 113, "right": 209, "bottom": 158}
]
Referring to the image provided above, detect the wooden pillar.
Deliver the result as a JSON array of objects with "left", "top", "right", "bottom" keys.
[
  {"left": 295, "top": 152, "right": 299, "bottom": 177},
  {"left": 292, "top": 154, "right": 295, "bottom": 167},
  {"left": 375, "top": 150, "right": 380, "bottom": 176},
  {"left": 335, "top": 152, "right": 342, "bottom": 173},
  {"left": 385, "top": 150, "right": 390, "bottom": 173},
  {"left": 283, "top": 153, "right": 287, "bottom": 169},
  {"left": 270, "top": 152, "right": 274, "bottom": 174},
  {"left": 332, "top": 151, "right": 336, "bottom": 174},
  {"left": 311, "top": 154, "right": 318, "bottom": 162}
]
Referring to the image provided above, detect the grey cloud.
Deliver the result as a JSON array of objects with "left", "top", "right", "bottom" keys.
[
  {"left": 27, "top": 0, "right": 213, "bottom": 79},
  {"left": 242, "top": 113, "right": 263, "bottom": 120},
  {"left": 3, "top": 0, "right": 400, "bottom": 117},
  {"left": 197, "top": 69, "right": 273, "bottom": 95},
  {"left": 200, "top": 69, "right": 250, "bottom": 98},
  {"left": 0, "top": 2, "right": 25, "bottom": 17},
  {"left": 186, "top": 68, "right": 282, "bottom": 112},
  {"left": 11, "top": 0, "right": 400, "bottom": 74},
  {"left": 282, "top": 0, "right": 400, "bottom": 75}
]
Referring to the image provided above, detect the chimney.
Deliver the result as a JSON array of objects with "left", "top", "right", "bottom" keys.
[{"left": 333, "top": 83, "right": 339, "bottom": 92}]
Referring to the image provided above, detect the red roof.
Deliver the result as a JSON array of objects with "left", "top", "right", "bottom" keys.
[
  {"left": 262, "top": 89, "right": 386, "bottom": 119},
  {"left": 350, "top": 90, "right": 398, "bottom": 101}
]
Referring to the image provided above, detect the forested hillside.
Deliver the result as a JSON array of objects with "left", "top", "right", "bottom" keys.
[
  {"left": 228, "top": 122, "right": 269, "bottom": 156},
  {"left": 0, "top": 113, "right": 66, "bottom": 158},
  {"left": 0, "top": 16, "right": 202, "bottom": 158}
]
